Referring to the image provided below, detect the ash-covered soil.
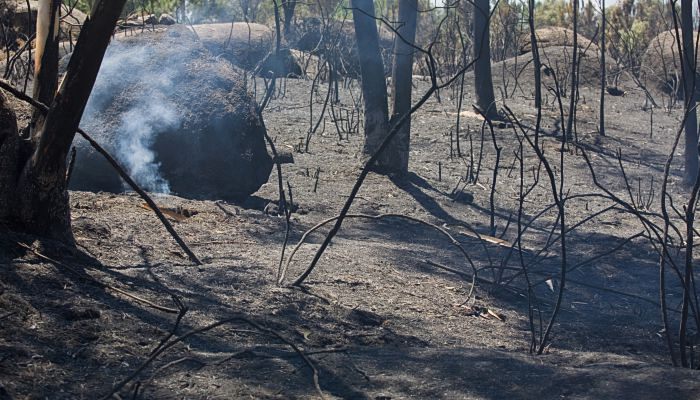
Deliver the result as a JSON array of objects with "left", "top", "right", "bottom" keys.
[{"left": 2, "top": 65, "right": 700, "bottom": 399}]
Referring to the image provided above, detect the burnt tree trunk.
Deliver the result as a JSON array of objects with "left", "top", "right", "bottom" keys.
[
  {"left": 528, "top": 0, "right": 542, "bottom": 110},
  {"left": 680, "top": 0, "right": 698, "bottom": 184},
  {"left": 473, "top": 0, "right": 498, "bottom": 119},
  {"left": 599, "top": 0, "right": 606, "bottom": 136},
  {"left": 352, "top": 0, "right": 390, "bottom": 168},
  {"left": 31, "top": 0, "right": 61, "bottom": 135},
  {"left": 0, "top": 0, "right": 127, "bottom": 241},
  {"left": 179, "top": 0, "right": 186, "bottom": 22},
  {"left": 386, "top": 0, "right": 418, "bottom": 175},
  {"left": 565, "top": 0, "right": 579, "bottom": 143},
  {"left": 0, "top": 92, "right": 20, "bottom": 224},
  {"left": 281, "top": 0, "right": 296, "bottom": 39}
]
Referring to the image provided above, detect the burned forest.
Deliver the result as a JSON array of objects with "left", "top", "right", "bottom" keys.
[{"left": 3, "top": 0, "right": 700, "bottom": 398}]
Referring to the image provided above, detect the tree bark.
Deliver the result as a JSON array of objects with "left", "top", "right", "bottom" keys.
[
  {"left": 352, "top": 0, "right": 390, "bottom": 166},
  {"left": 528, "top": 0, "right": 542, "bottom": 110},
  {"left": 473, "top": 0, "right": 498, "bottom": 119},
  {"left": 31, "top": 0, "right": 61, "bottom": 136},
  {"left": 599, "top": 0, "right": 605, "bottom": 136},
  {"left": 281, "top": 0, "right": 296, "bottom": 39},
  {"left": 565, "top": 0, "right": 579, "bottom": 143},
  {"left": 680, "top": 0, "right": 698, "bottom": 184},
  {"left": 1, "top": 0, "right": 127, "bottom": 240},
  {"left": 386, "top": 0, "right": 418, "bottom": 175},
  {"left": 0, "top": 91, "right": 19, "bottom": 225}
]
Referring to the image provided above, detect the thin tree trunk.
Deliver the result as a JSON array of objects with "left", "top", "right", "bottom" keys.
[
  {"left": 387, "top": 0, "right": 418, "bottom": 175},
  {"left": 31, "top": 0, "right": 61, "bottom": 136},
  {"left": 473, "top": 0, "right": 498, "bottom": 119},
  {"left": 0, "top": 91, "right": 19, "bottom": 224},
  {"left": 565, "top": 0, "right": 579, "bottom": 143},
  {"left": 352, "top": 0, "right": 390, "bottom": 164},
  {"left": 7, "top": 0, "right": 128, "bottom": 240},
  {"left": 680, "top": 0, "right": 698, "bottom": 185},
  {"left": 529, "top": 0, "right": 542, "bottom": 110},
  {"left": 599, "top": 0, "right": 606, "bottom": 136},
  {"left": 179, "top": 0, "right": 186, "bottom": 22},
  {"left": 281, "top": 0, "right": 296, "bottom": 39}
]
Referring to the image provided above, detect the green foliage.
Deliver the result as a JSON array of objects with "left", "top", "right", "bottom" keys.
[
  {"left": 532, "top": 0, "right": 672, "bottom": 74},
  {"left": 534, "top": 0, "right": 571, "bottom": 28},
  {"left": 70, "top": 0, "right": 180, "bottom": 17},
  {"left": 606, "top": 0, "right": 670, "bottom": 70},
  {"left": 70, "top": 0, "right": 276, "bottom": 23},
  {"left": 491, "top": 0, "right": 525, "bottom": 60}
]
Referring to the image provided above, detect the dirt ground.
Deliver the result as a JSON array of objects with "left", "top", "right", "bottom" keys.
[{"left": 3, "top": 56, "right": 700, "bottom": 399}]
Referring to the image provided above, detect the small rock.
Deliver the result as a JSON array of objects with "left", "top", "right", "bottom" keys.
[
  {"left": 143, "top": 14, "right": 158, "bottom": 25},
  {"left": 125, "top": 13, "right": 157, "bottom": 25},
  {"left": 159, "top": 13, "right": 176, "bottom": 25},
  {"left": 264, "top": 202, "right": 279, "bottom": 216},
  {"left": 606, "top": 86, "right": 625, "bottom": 96},
  {"left": 63, "top": 307, "right": 101, "bottom": 321}
]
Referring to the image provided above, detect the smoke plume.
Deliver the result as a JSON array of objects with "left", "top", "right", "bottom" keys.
[{"left": 81, "top": 39, "right": 183, "bottom": 194}]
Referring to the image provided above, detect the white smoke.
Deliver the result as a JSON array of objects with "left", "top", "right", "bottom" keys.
[
  {"left": 116, "top": 98, "right": 177, "bottom": 194},
  {"left": 82, "top": 40, "right": 183, "bottom": 194}
]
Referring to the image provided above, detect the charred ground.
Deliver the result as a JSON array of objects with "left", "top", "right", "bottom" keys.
[{"left": 2, "top": 59, "right": 700, "bottom": 399}]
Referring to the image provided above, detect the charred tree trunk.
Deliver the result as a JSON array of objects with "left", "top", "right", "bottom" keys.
[
  {"left": 528, "top": 0, "right": 542, "bottom": 110},
  {"left": 599, "top": 0, "right": 606, "bottom": 136},
  {"left": 680, "top": 0, "right": 698, "bottom": 184},
  {"left": 178, "top": 0, "right": 186, "bottom": 22},
  {"left": 473, "top": 0, "right": 498, "bottom": 119},
  {"left": 386, "top": 0, "right": 418, "bottom": 175},
  {"left": 0, "top": 91, "right": 19, "bottom": 225},
  {"left": 565, "top": 0, "right": 579, "bottom": 143},
  {"left": 281, "top": 0, "right": 296, "bottom": 39},
  {"left": 31, "top": 0, "right": 61, "bottom": 135},
  {"left": 352, "top": 0, "right": 390, "bottom": 168},
  {"left": 0, "top": 0, "right": 127, "bottom": 240}
]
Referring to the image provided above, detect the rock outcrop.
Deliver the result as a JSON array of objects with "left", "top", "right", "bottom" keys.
[
  {"left": 291, "top": 17, "right": 394, "bottom": 77},
  {"left": 192, "top": 22, "right": 300, "bottom": 76},
  {"left": 640, "top": 30, "right": 699, "bottom": 98},
  {"left": 70, "top": 25, "right": 273, "bottom": 201},
  {"left": 519, "top": 27, "right": 599, "bottom": 55}
]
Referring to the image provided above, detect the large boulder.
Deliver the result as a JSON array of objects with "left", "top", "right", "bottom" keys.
[
  {"left": 192, "top": 22, "right": 300, "bottom": 76},
  {"left": 0, "top": 1, "right": 87, "bottom": 45},
  {"left": 640, "top": 30, "right": 699, "bottom": 99},
  {"left": 291, "top": 17, "right": 394, "bottom": 77},
  {"left": 519, "top": 27, "right": 599, "bottom": 55},
  {"left": 494, "top": 43, "right": 615, "bottom": 87},
  {"left": 503, "top": 26, "right": 611, "bottom": 87},
  {"left": 69, "top": 25, "right": 273, "bottom": 201}
]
